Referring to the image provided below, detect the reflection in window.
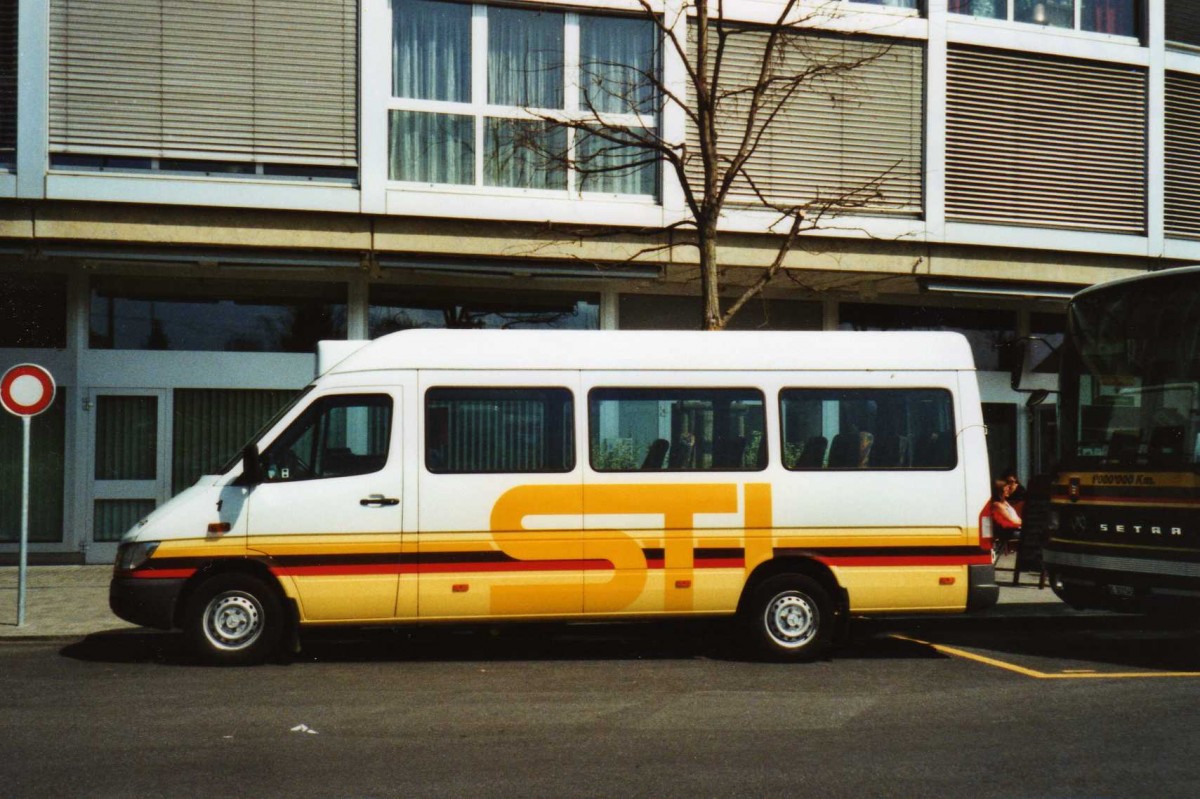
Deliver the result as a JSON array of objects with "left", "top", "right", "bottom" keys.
[
  {"left": 1, "top": 392, "right": 66, "bottom": 543},
  {"left": 953, "top": 0, "right": 1140, "bottom": 36},
  {"left": 0, "top": 274, "right": 67, "bottom": 348},
  {"left": 89, "top": 277, "right": 346, "bottom": 353},
  {"left": 1031, "top": 312, "right": 1066, "bottom": 374},
  {"left": 838, "top": 303, "right": 1017, "bottom": 372},
  {"left": 780, "top": 388, "right": 957, "bottom": 470},
  {"left": 425, "top": 388, "right": 574, "bottom": 473},
  {"left": 261, "top": 395, "right": 392, "bottom": 482},
  {"left": 620, "top": 294, "right": 821, "bottom": 331},
  {"left": 589, "top": 388, "right": 766, "bottom": 472},
  {"left": 369, "top": 287, "right": 598, "bottom": 336},
  {"left": 484, "top": 118, "right": 567, "bottom": 190}
]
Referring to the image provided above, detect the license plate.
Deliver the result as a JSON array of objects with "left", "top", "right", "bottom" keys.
[{"left": 1107, "top": 584, "right": 1136, "bottom": 598}]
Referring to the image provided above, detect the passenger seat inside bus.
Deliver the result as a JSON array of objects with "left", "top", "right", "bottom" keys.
[{"left": 640, "top": 438, "right": 669, "bottom": 470}]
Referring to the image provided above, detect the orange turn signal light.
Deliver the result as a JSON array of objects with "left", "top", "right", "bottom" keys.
[
  {"left": 207, "top": 522, "right": 231, "bottom": 534},
  {"left": 452, "top": 584, "right": 469, "bottom": 593},
  {"left": 939, "top": 577, "right": 956, "bottom": 586}
]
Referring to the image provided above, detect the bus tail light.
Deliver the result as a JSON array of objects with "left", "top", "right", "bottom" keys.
[{"left": 978, "top": 504, "right": 993, "bottom": 553}]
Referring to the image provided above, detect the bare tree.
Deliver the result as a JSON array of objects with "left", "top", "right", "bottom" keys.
[{"left": 519, "top": 0, "right": 905, "bottom": 330}]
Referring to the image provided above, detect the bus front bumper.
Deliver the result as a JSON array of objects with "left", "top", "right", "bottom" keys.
[{"left": 110, "top": 577, "right": 186, "bottom": 630}]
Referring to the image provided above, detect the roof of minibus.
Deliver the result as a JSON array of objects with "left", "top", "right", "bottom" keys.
[
  {"left": 1073, "top": 264, "right": 1200, "bottom": 300},
  {"left": 327, "top": 330, "right": 976, "bottom": 374}
]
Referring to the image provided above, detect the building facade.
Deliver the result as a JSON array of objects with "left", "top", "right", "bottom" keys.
[{"left": 0, "top": 0, "right": 1197, "bottom": 562}]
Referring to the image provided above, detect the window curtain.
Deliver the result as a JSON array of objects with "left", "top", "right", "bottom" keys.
[
  {"left": 390, "top": 110, "right": 475, "bottom": 183},
  {"left": 1082, "top": 0, "right": 1136, "bottom": 35},
  {"left": 487, "top": 6, "right": 564, "bottom": 109},
  {"left": 579, "top": 15, "right": 656, "bottom": 115},
  {"left": 393, "top": 0, "right": 471, "bottom": 101},
  {"left": 1015, "top": 0, "right": 1076, "bottom": 27},
  {"left": 0, "top": 394, "right": 66, "bottom": 543}
]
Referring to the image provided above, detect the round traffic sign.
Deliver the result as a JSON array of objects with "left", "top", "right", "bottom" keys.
[{"left": 0, "top": 364, "right": 57, "bottom": 417}]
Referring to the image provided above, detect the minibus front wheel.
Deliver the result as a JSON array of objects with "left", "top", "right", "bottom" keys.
[
  {"left": 184, "top": 573, "right": 285, "bottom": 666},
  {"left": 743, "top": 574, "right": 833, "bottom": 662}
]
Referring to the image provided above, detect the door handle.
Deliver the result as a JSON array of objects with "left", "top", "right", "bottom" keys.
[{"left": 360, "top": 495, "right": 400, "bottom": 507}]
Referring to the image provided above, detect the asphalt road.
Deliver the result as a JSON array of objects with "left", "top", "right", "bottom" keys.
[{"left": 3, "top": 615, "right": 1200, "bottom": 798}]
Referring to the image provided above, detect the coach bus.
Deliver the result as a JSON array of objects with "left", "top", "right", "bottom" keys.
[
  {"left": 1042, "top": 266, "right": 1200, "bottom": 614},
  {"left": 110, "top": 329, "right": 998, "bottom": 665}
]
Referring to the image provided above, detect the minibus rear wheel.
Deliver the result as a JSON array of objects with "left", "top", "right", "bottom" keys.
[
  {"left": 184, "top": 573, "right": 285, "bottom": 666},
  {"left": 744, "top": 574, "right": 833, "bottom": 662}
]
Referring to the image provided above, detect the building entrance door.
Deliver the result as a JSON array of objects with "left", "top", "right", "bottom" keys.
[{"left": 88, "top": 389, "right": 170, "bottom": 563}]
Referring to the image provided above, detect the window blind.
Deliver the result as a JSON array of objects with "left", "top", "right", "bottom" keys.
[
  {"left": 685, "top": 23, "right": 923, "bottom": 216},
  {"left": 49, "top": 0, "right": 358, "bottom": 167},
  {"left": 0, "top": 0, "right": 16, "bottom": 162},
  {"left": 1166, "top": 71, "right": 1200, "bottom": 239},
  {"left": 945, "top": 45, "right": 1146, "bottom": 234}
]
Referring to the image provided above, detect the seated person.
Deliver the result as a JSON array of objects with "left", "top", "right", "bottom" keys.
[{"left": 990, "top": 477, "right": 1022, "bottom": 556}]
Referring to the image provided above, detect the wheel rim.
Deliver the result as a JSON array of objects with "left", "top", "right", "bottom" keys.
[
  {"left": 763, "top": 590, "right": 819, "bottom": 649},
  {"left": 202, "top": 590, "right": 264, "bottom": 652}
]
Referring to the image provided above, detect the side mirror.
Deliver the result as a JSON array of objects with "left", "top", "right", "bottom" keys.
[
  {"left": 1026, "top": 389, "right": 1051, "bottom": 407},
  {"left": 241, "top": 444, "right": 262, "bottom": 485}
]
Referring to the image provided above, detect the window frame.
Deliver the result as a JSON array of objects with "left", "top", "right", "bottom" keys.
[
  {"left": 778, "top": 387, "right": 959, "bottom": 472},
  {"left": 423, "top": 385, "right": 577, "bottom": 474},
  {"left": 387, "top": 0, "right": 661, "bottom": 200},
  {"left": 587, "top": 386, "right": 769, "bottom": 473}
]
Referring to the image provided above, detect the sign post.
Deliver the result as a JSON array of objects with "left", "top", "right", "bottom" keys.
[{"left": 1, "top": 364, "right": 57, "bottom": 626}]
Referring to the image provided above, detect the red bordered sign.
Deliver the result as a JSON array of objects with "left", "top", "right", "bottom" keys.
[{"left": 0, "top": 364, "right": 57, "bottom": 417}]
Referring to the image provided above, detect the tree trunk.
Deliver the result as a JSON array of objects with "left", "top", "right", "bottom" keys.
[{"left": 699, "top": 222, "right": 722, "bottom": 330}]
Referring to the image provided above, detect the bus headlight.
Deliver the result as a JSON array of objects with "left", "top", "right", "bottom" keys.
[{"left": 116, "top": 541, "right": 160, "bottom": 572}]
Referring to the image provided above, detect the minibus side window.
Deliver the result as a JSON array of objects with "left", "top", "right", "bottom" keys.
[
  {"left": 260, "top": 394, "right": 393, "bottom": 481},
  {"left": 588, "top": 388, "right": 767, "bottom": 472},
  {"left": 425, "top": 387, "right": 575, "bottom": 473},
  {"left": 779, "top": 388, "right": 956, "bottom": 470}
]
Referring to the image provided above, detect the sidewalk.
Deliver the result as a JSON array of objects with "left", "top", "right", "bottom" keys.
[{"left": 0, "top": 554, "right": 1066, "bottom": 640}]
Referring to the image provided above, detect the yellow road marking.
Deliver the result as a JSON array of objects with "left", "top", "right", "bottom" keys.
[{"left": 889, "top": 634, "right": 1200, "bottom": 680}]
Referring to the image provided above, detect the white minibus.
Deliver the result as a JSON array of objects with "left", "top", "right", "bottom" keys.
[{"left": 110, "top": 329, "right": 999, "bottom": 664}]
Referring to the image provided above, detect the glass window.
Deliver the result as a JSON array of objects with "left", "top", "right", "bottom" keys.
[
  {"left": 488, "top": 6, "right": 564, "bottom": 109},
  {"left": 392, "top": 0, "right": 471, "bottom": 102},
  {"left": 1, "top": 392, "right": 65, "bottom": 543},
  {"left": 1167, "top": 1, "right": 1200, "bottom": 47},
  {"left": 838, "top": 303, "right": 1017, "bottom": 372},
  {"left": 369, "top": 286, "right": 599, "bottom": 336},
  {"left": 425, "top": 388, "right": 575, "bottom": 473},
  {"left": 389, "top": 111, "right": 475, "bottom": 184},
  {"left": 1015, "top": 0, "right": 1075, "bottom": 28},
  {"left": 589, "top": 388, "right": 766, "bottom": 472},
  {"left": 89, "top": 277, "right": 346, "bottom": 353},
  {"left": 261, "top": 395, "right": 393, "bottom": 482},
  {"left": 780, "top": 388, "right": 957, "bottom": 470},
  {"left": 0, "top": 274, "right": 67, "bottom": 348},
  {"left": 173, "top": 389, "right": 299, "bottom": 494},
  {"left": 948, "top": 0, "right": 1005, "bottom": 17},
  {"left": 484, "top": 118, "right": 567, "bottom": 190},
  {"left": 577, "top": 128, "right": 658, "bottom": 196},
  {"left": 954, "top": 0, "right": 1139, "bottom": 36},
  {"left": 389, "top": 1, "right": 659, "bottom": 196},
  {"left": 620, "top": 294, "right": 821, "bottom": 331},
  {"left": 1030, "top": 312, "right": 1066, "bottom": 374},
  {"left": 579, "top": 14, "right": 656, "bottom": 115}
]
